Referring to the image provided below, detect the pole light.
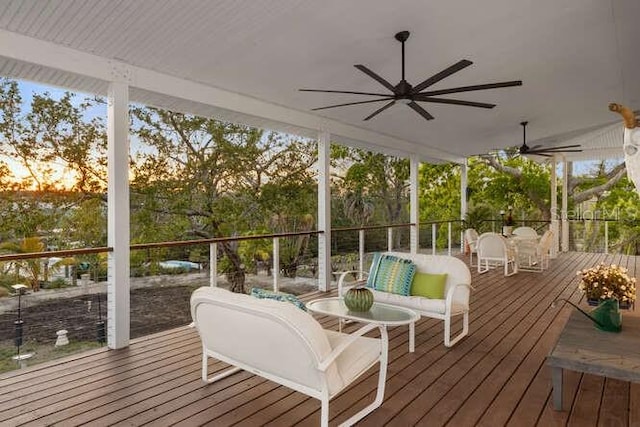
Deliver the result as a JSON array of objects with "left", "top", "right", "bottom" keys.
[{"left": 11, "top": 284, "right": 33, "bottom": 366}]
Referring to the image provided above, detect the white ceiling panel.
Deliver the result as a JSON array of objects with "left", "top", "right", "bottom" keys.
[{"left": 0, "top": 0, "right": 637, "bottom": 162}]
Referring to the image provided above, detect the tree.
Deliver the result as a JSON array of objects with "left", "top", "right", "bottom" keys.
[
  {"left": 0, "top": 78, "right": 107, "bottom": 193},
  {"left": 0, "top": 236, "right": 45, "bottom": 291},
  {"left": 130, "top": 106, "right": 316, "bottom": 292}
]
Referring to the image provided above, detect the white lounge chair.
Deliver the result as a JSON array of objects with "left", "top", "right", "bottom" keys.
[{"left": 191, "top": 287, "right": 389, "bottom": 427}]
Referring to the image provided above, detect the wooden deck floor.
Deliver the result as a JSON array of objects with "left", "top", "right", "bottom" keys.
[{"left": 1, "top": 252, "right": 639, "bottom": 426}]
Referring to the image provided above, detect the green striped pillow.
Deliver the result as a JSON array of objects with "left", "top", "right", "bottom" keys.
[{"left": 369, "top": 255, "right": 416, "bottom": 296}]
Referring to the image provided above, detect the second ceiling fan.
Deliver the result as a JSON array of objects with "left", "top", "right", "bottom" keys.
[
  {"left": 515, "top": 121, "right": 582, "bottom": 157},
  {"left": 299, "top": 30, "right": 523, "bottom": 121}
]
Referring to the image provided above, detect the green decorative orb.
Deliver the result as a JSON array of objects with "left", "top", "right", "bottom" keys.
[{"left": 344, "top": 287, "right": 374, "bottom": 312}]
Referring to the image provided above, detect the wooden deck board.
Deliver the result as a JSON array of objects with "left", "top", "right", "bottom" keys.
[{"left": 0, "top": 251, "right": 637, "bottom": 427}]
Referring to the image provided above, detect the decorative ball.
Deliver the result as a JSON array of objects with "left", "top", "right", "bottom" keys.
[{"left": 344, "top": 287, "right": 374, "bottom": 312}]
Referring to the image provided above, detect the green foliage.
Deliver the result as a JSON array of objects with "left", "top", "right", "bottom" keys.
[
  {"left": 332, "top": 148, "right": 409, "bottom": 227},
  {"left": 44, "top": 277, "right": 71, "bottom": 289},
  {"left": 129, "top": 106, "right": 318, "bottom": 291}
]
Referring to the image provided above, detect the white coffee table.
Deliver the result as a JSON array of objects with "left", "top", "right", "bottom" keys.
[{"left": 306, "top": 297, "right": 420, "bottom": 352}]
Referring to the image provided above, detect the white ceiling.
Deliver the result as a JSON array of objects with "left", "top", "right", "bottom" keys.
[{"left": 0, "top": 0, "right": 638, "bottom": 162}]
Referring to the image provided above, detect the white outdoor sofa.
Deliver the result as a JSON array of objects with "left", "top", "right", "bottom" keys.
[
  {"left": 338, "top": 252, "right": 472, "bottom": 347},
  {"left": 190, "top": 287, "right": 389, "bottom": 427}
]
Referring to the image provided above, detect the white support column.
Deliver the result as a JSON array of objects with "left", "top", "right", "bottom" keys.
[
  {"left": 317, "top": 131, "right": 331, "bottom": 292},
  {"left": 562, "top": 158, "right": 570, "bottom": 252},
  {"left": 209, "top": 242, "right": 217, "bottom": 287},
  {"left": 107, "top": 81, "right": 130, "bottom": 350},
  {"left": 387, "top": 228, "right": 393, "bottom": 251},
  {"left": 460, "top": 159, "right": 468, "bottom": 253},
  {"left": 550, "top": 156, "right": 559, "bottom": 258},
  {"left": 409, "top": 155, "right": 419, "bottom": 254}
]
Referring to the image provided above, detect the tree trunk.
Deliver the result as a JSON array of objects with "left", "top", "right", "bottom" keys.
[{"left": 221, "top": 241, "right": 246, "bottom": 293}]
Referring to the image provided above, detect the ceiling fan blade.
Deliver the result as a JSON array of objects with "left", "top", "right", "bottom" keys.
[
  {"left": 526, "top": 153, "right": 553, "bottom": 158},
  {"left": 415, "top": 96, "right": 496, "bottom": 109},
  {"left": 354, "top": 65, "right": 397, "bottom": 92},
  {"left": 299, "top": 89, "right": 391, "bottom": 97},
  {"left": 364, "top": 101, "right": 396, "bottom": 121},
  {"left": 527, "top": 149, "right": 583, "bottom": 154},
  {"left": 418, "top": 80, "right": 523, "bottom": 97},
  {"left": 412, "top": 59, "right": 473, "bottom": 93},
  {"left": 531, "top": 144, "right": 582, "bottom": 151},
  {"left": 311, "top": 97, "right": 395, "bottom": 111},
  {"left": 407, "top": 101, "right": 434, "bottom": 120}
]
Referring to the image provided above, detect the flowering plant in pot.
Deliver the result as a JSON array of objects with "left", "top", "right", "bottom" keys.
[{"left": 577, "top": 264, "right": 636, "bottom": 308}]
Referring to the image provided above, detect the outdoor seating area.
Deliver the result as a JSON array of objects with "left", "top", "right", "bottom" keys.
[
  {"left": 467, "top": 228, "right": 554, "bottom": 276},
  {"left": 1, "top": 251, "right": 638, "bottom": 426}
]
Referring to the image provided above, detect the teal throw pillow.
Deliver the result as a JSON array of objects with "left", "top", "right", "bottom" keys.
[
  {"left": 370, "top": 255, "right": 416, "bottom": 296},
  {"left": 365, "top": 252, "right": 384, "bottom": 289},
  {"left": 250, "top": 288, "right": 307, "bottom": 311},
  {"left": 410, "top": 272, "right": 447, "bottom": 299}
]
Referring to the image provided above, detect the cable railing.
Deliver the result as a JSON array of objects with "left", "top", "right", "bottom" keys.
[{"left": 2, "top": 216, "right": 633, "bottom": 373}]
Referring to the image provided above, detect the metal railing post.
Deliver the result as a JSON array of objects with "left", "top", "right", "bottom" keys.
[
  {"left": 209, "top": 242, "right": 217, "bottom": 287},
  {"left": 432, "top": 223, "right": 437, "bottom": 255},
  {"left": 447, "top": 221, "right": 452, "bottom": 255},
  {"left": 387, "top": 227, "right": 393, "bottom": 252},
  {"left": 604, "top": 221, "right": 609, "bottom": 254},
  {"left": 359, "top": 229, "right": 365, "bottom": 280},
  {"left": 273, "top": 237, "right": 280, "bottom": 292}
]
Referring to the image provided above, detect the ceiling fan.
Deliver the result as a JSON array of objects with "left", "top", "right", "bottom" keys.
[
  {"left": 299, "top": 30, "right": 523, "bottom": 121},
  {"left": 515, "top": 121, "right": 582, "bottom": 157}
]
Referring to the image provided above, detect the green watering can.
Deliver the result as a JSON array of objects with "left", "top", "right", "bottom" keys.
[{"left": 552, "top": 298, "right": 622, "bottom": 333}]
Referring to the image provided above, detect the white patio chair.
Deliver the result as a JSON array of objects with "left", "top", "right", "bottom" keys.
[
  {"left": 464, "top": 228, "right": 479, "bottom": 267},
  {"left": 512, "top": 226, "right": 539, "bottom": 238},
  {"left": 476, "top": 232, "right": 518, "bottom": 276},
  {"left": 517, "top": 229, "right": 554, "bottom": 272}
]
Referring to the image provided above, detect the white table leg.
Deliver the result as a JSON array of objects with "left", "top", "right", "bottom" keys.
[{"left": 409, "top": 321, "right": 415, "bottom": 352}]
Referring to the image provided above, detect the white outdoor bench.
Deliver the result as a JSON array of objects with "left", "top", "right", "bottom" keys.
[{"left": 338, "top": 251, "right": 472, "bottom": 347}]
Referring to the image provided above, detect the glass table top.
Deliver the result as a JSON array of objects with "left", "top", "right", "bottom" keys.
[{"left": 306, "top": 297, "right": 418, "bottom": 325}]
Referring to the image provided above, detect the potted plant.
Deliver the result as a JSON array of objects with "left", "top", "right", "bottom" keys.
[
  {"left": 577, "top": 264, "right": 637, "bottom": 309},
  {"left": 502, "top": 207, "right": 515, "bottom": 236}
]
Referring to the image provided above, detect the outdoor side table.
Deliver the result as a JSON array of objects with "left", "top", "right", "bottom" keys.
[{"left": 547, "top": 310, "right": 640, "bottom": 410}]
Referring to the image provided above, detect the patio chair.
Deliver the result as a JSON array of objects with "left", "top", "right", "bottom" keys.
[
  {"left": 517, "top": 229, "right": 554, "bottom": 272},
  {"left": 191, "top": 287, "right": 389, "bottom": 427},
  {"left": 464, "top": 228, "right": 479, "bottom": 267},
  {"left": 512, "top": 226, "right": 538, "bottom": 238},
  {"left": 476, "top": 232, "right": 518, "bottom": 276}
]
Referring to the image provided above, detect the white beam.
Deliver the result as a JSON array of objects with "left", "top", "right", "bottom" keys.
[
  {"left": 409, "top": 156, "right": 419, "bottom": 254},
  {"left": 0, "top": 29, "right": 457, "bottom": 163},
  {"left": 107, "top": 82, "right": 130, "bottom": 349},
  {"left": 317, "top": 131, "right": 331, "bottom": 292}
]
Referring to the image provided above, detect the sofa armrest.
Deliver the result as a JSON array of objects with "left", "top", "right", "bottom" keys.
[
  {"left": 337, "top": 270, "right": 368, "bottom": 296},
  {"left": 317, "top": 322, "right": 383, "bottom": 371},
  {"left": 444, "top": 283, "right": 473, "bottom": 313}
]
